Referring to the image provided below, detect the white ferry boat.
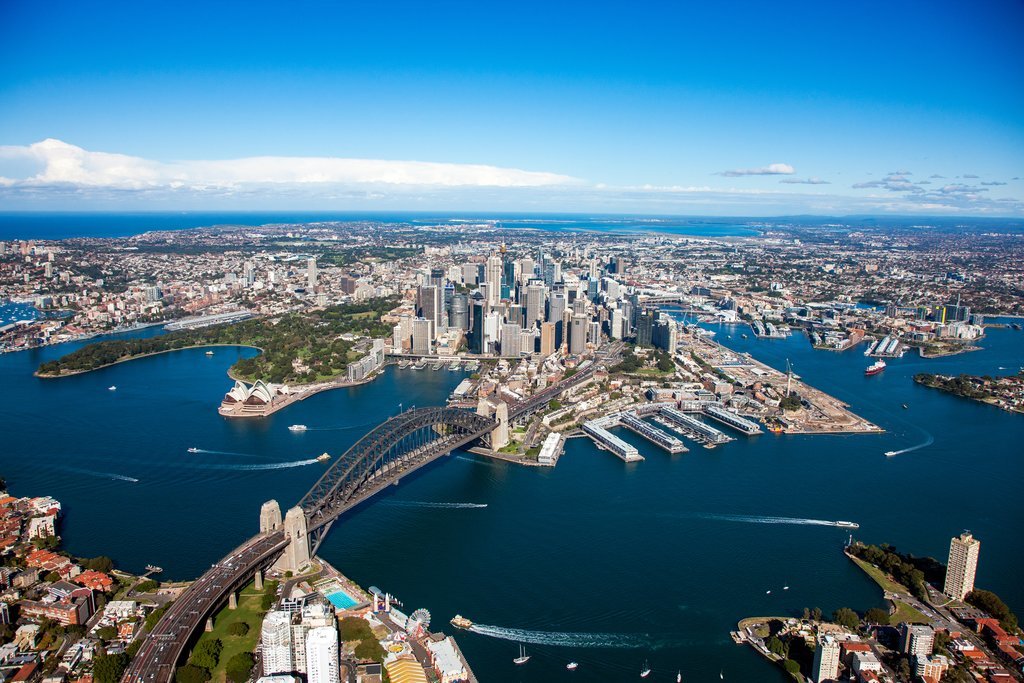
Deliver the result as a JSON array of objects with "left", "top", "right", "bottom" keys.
[{"left": 834, "top": 520, "right": 860, "bottom": 529}]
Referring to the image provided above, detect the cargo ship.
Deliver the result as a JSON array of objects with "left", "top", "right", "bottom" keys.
[
  {"left": 450, "top": 615, "right": 473, "bottom": 630},
  {"left": 865, "top": 359, "right": 886, "bottom": 376}
]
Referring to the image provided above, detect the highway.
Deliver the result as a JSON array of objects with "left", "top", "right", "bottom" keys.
[{"left": 121, "top": 531, "right": 288, "bottom": 683}]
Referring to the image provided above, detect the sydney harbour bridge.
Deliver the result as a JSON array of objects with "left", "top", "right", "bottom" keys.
[{"left": 121, "top": 357, "right": 603, "bottom": 683}]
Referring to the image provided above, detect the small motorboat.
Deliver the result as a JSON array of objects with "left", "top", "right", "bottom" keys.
[
  {"left": 288, "top": 424, "right": 308, "bottom": 432},
  {"left": 766, "top": 590, "right": 772, "bottom": 594},
  {"left": 108, "top": 385, "right": 117, "bottom": 391},
  {"left": 567, "top": 662, "right": 579, "bottom": 671},
  {"left": 640, "top": 660, "right": 652, "bottom": 678},
  {"left": 205, "top": 350, "right": 214, "bottom": 356},
  {"left": 187, "top": 447, "right": 200, "bottom": 454},
  {"left": 316, "top": 452, "right": 331, "bottom": 462},
  {"left": 783, "top": 586, "right": 789, "bottom": 590},
  {"left": 902, "top": 403, "right": 909, "bottom": 409}
]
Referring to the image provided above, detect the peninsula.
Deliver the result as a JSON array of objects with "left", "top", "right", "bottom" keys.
[{"left": 914, "top": 371, "right": 1024, "bottom": 414}]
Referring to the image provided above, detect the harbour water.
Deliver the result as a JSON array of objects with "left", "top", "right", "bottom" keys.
[{"left": 1, "top": 313, "right": 1022, "bottom": 681}]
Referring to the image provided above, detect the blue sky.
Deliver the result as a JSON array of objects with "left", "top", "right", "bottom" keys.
[{"left": 1, "top": 0, "right": 1022, "bottom": 215}]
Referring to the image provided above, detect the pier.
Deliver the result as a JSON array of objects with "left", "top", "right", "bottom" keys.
[
  {"left": 619, "top": 413, "right": 688, "bottom": 453},
  {"left": 658, "top": 406, "right": 732, "bottom": 445},
  {"left": 702, "top": 404, "right": 763, "bottom": 435},
  {"left": 582, "top": 416, "right": 643, "bottom": 461}
]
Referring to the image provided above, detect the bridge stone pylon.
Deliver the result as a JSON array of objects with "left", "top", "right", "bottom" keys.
[{"left": 273, "top": 505, "right": 311, "bottom": 573}]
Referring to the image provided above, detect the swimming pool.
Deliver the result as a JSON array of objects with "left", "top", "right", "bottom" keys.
[{"left": 325, "top": 589, "right": 359, "bottom": 609}]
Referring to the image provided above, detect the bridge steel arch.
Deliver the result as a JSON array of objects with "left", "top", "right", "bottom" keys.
[{"left": 297, "top": 406, "right": 495, "bottom": 554}]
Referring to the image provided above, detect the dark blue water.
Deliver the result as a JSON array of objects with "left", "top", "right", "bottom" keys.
[
  {"left": 0, "top": 212, "right": 760, "bottom": 240},
  {"left": 0, "top": 301, "right": 40, "bottom": 326},
  {"left": 1, "top": 322, "right": 1022, "bottom": 682}
]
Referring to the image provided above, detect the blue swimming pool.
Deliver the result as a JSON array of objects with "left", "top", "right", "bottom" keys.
[{"left": 325, "top": 589, "right": 359, "bottom": 609}]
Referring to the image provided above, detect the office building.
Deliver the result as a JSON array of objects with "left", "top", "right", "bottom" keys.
[
  {"left": 811, "top": 634, "right": 840, "bottom": 683},
  {"left": 525, "top": 282, "right": 545, "bottom": 328},
  {"left": 636, "top": 310, "right": 655, "bottom": 348},
  {"left": 485, "top": 255, "right": 503, "bottom": 305},
  {"left": 501, "top": 322, "right": 521, "bottom": 357},
  {"left": 260, "top": 611, "right": 294, "bottom": 675},
  {"left": 569, "top": 314, "right": 588, "bottom": 355},
  {"left": 416, "top": 285, "right": 442, "bottom": 336},
  {"left": 305, "top": 626, "right": 339, "bottom": 683},
  {"left": 449, "top": 293, "right": 469, "bottom": 331},
  {"left": 306, "top": 257, "right": 317, "bottom": 289},
  {"left": 411, "top": 318, "right": 433, "bottom": 356},
  {"left": 540, "top": 322, "right": 556, "bottom": 356},
  {"left": 944, "top": 531, "right": 980, "bottom": 600},
  {"left": 899, "top": 623, "right": 935, "bottom": 659}
]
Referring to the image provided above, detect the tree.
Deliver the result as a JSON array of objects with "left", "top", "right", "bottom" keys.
[
  {"left": 896, "top": 657, "right": 912, "bottom": 681},
  {"left": 225, "top": 652, "right": 254, "bottom": 683},
  {"left": 767, "top": 635, "right": 788, "bottom": 657},
  {"left": 95, "top": 625, "right": 118, "bottom": 642},
  {"left": 966, "top": 589, "right": 1018, "bottom": 632},
  {"left": 136, "top": 579, "right": 159, "bottom": 593},
  {"left": 86, "top": 556, "right": 114, "bottom": 572},
  {"left": 811, "top": 607, "right": 823, "bottom": 622},
  {"left": 354, "top": 638, "right": 386, "bottom": 663},
  {"left": 339, "top": 617, "right": 374, "bottom": 642},
  {"left": 864, "top": 608, "right": 891, "bottom": 625},
  {"left": 44, "top": 571, "right": 62, "bottom": 583},
  {"left": 146, "top": 603, "right": 171, "bottom": 631},
  {"left": 93, "top": 652, "right": 130, "bottom": 683},
  {"left": 175, "top": 664, "right": 211, "bottom": 683},
  {"left": 832, "top": 607, "right": 860, "bottom": 630},
  {"left": 190, "top": 638, "right": 222, "bottom": 670},
  {"left": 548, "top": 399, "right": 562, "bottom": 410},
  {"left": 782, "top": 659, "right": 800, "bottom": 675},
  {"left": 227, "top": 622, "right": 250, "bottom": 637}
]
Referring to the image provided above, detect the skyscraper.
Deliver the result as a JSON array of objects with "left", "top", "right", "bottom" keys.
[
  {"left": 306, "top": 257, "right": 318, "bottom": 289},
  {"left": 944, "top": 531, "right": 981, "bottom": 600},
  {"left": 540, "top": 322, "right": 556, "bottom": 356},
  {"left": 569, "top": 314, "right": 587, "bottom": 355},
  {"left": 411, "top": 317, "right": 433, "bottom": 355},
  {"left": 501, "top": 322, "right": 521, "bottom": 357},
  {"left": 449, "top": 293, "right": 470, "bottom": 331},
  {"left": 525, "top": 282, "right": 545, "bottom": 328},
  {"left": 416, "top": 285, "right": 441, "bottom": 337},
  {"left": 636, "top": 310, "right": 655, "bottom": 348},
  {"left": 260, "top": 611, "right": 293, "bottom": 675},
  {"left": 899, "top": 623, "right": 935, "bottom": 659},
  {"left": 811, "top": 634, "right": 840, "bottom": 683},
  {"left": 305, "top": 626, "right": 339, "bottom": 683},
  {"left": 485, "top": 254, "right": 503, "bottom": 306}
]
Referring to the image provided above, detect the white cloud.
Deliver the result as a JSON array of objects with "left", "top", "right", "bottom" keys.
[
  {"left": 0, "top": 139, "right": 577, "bottom": 190},
  {"left": 716, "top": 163, "right": 795, "bottom": 177},
  {"left": 779, "top": 177, "right": 830, "bottom": 185}
]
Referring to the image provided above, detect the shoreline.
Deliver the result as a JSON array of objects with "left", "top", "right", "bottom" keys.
[{"left": 33, "top": 342, "right": 264, "bottom": 378}]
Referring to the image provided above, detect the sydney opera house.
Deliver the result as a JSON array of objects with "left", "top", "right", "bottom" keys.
[{"left": 218, "top": 380, "right": 292, "bottom": 417}]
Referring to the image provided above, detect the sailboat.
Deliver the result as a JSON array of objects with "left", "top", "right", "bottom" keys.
[
  {"left": 720, "top": 671, "right": 724, "bottom": 680},
  {"left": 513, "top": 644, "right": 529, "bottom": 665},
  {"left": 677, "top": 671, "right": 682, "bottom": 682},
  {"left": 640, "top": 660, "right": 652, "bottom": 678}
]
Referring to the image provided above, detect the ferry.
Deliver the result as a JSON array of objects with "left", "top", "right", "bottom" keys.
[
  {"left": 865, "top": 359, "right": 886, "bottom": 376},
  {"left": 288, "top": 424, "right": 308, "bottom": 432},
  {"left": 450, "top": 615, "right": 473, "bottom": 630},
  {"left": 187, "top": 447, "right": 200, "bottom": 454},
  {"left": 316, "top": 452, "right": 331, "bottom": 463},
  {"left": 834, "top": 520, "right": 860, "bottom": 529}
]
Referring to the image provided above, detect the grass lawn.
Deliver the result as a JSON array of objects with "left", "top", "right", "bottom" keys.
[
  {"left": 192, "top": 582, "right": 266, "bottom": 683},
  {"left": 849, "top": 556, "right": 929, "bottom": 624}
]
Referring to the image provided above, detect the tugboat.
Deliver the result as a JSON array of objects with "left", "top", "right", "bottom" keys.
[
  {"left": 865, "top": 359, "right": 886, "bottom": 376},
  {"left": 450, "top": 615, "right": 473, "bottom": 630}
]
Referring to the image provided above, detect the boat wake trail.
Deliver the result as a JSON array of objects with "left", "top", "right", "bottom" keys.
[
  {"left": 61, "top": 466, "right": 139, "bottom": 483},
  {"left": 885, "top": 432, "right": 935, "bottom": 457},
  {"left": 386, "top": 501, "right": 488, "bottom": 509},
  {"left": 468, "top": 624, "right": 649, "bottom": 648},
  {"left": 695, "top": 513, "right": 838, "bottom": 527},
  {"left": 188, "top": 448, "right": 261, "bottom": 458},
  {"left": 191, "top": 458, "right": 322, "bottom": 471}
]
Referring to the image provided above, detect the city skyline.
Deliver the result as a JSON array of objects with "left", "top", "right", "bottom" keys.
[{"left": 2, "top": 1, "right": 1023, "bottom": 215}]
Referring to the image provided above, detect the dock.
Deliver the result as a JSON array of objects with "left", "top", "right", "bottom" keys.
[
  {"left": 618, "top": 413, "right": 688, "bottom": 453},
  {"left": 582, "top": 416, "right": 643, "bottom": 461},
  {"left": 658, "top": 406, "right": 732, "bottom": 445},
  {"left": 702, "top": 404, "right": 762, "bottom": 435}
]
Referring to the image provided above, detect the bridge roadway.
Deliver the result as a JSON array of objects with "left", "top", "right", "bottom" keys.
[{"left": 122, "top": 531, "right": 288, "bottom": 683}]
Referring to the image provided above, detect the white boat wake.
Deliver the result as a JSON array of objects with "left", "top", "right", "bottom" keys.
[
  {"left": 188, "top": 448, "right": 261, "bottom": 457},
  {"left": 190, "top": 458, "right": 322, "bottom": 471},
  {"left": 885, "top": 432, "right": 935, "bottom": 457},
  {"left": 695, "top": 513, "right": 842, "bottom": 527},
  {"left": 62, "top": 466, "right": 139, "bottom": 483},
  {"left": 386, "top": 501, "right": 488, "bottom": 509},
  {"left": 468, "top": 624, "right": 648, "bottom": 648}
]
